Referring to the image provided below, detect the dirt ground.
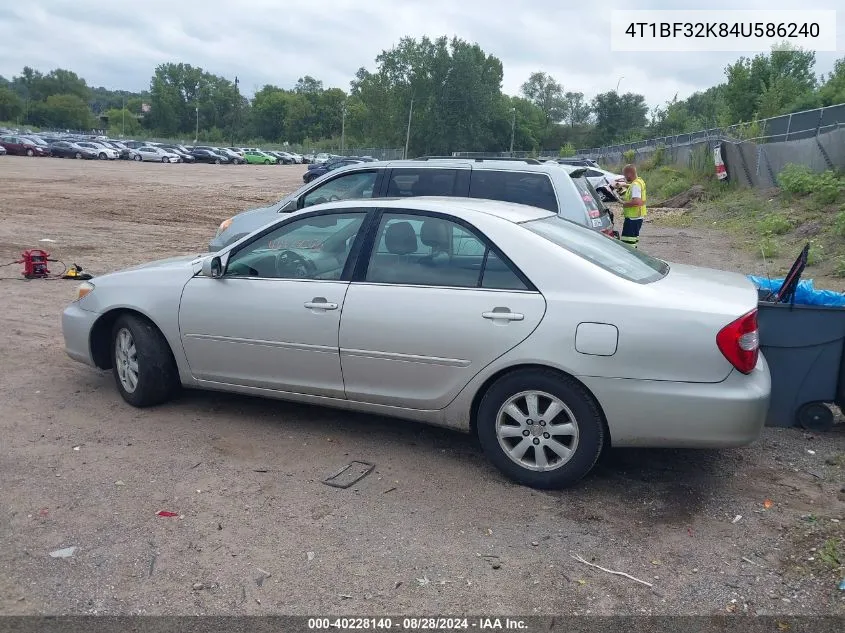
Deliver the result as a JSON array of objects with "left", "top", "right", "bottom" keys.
[{"left": 0, "top": 158, "right": 843, "bottom": 616}]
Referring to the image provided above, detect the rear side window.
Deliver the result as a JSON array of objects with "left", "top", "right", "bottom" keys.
[
  {"left": 525, "top": 216, "right": 668, "bottom": 284},
  {"left": 387, "top": 169, "right": 461, "bottom": 197},
  {"left": 469, "top": 171, "right": 558, "bottom": 212}
]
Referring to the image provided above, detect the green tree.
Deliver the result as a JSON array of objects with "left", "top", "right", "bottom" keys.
[
  {"left": 589, "top": 91, "right": 648, "bottom": 145},
  {"left": 520, "top": 72, "right": 567, "bottom": 124},
  {"left": 29, "top": 94, "right": 93, "bottom": 129},
  {"left": 103, "top": 108, "right": 143, "bottom": 136},
  {"left": 0, "top": 86, "right": 24, "bottom": 122},
  {"left": 818, "top": 57, "right": 845, "bottom": 106}
]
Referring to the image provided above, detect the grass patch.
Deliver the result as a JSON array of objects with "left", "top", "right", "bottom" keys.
[
  {"left": 818, "top": 538, "right": 842, "bottom": 569},
  {"left": 758, "top": 213, "right": 792, "bottom": 236},
  {"left": 758, "top": 237, "right": 780, "bottom": 259},
  {"left": 835, "top": 211, "right": 845, "bottom": 238}
]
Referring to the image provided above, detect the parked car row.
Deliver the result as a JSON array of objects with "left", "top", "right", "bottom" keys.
[{"left": 0, "top": 129, "right": 311, "bottom": 166}]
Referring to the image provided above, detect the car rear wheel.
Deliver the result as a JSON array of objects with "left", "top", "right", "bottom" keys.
[
  {"left": 476, "top": 369, "right": 604, "bottom": 489},
  {"left": 111, "top": 314, "right": 179, "bottom": 407},
  {"left": 26, "top": 148, "right": 34, "bottom": 157}
]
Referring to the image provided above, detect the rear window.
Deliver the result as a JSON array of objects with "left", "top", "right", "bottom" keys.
[
  {"left": 524, "top": 216, "right": 668, "bottom": 284},
  {"left": 469, "top": 170, "right": 557, "bottom": 212}
]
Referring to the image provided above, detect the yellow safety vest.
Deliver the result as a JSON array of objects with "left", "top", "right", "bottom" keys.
[{"left": 622, "top": 177, "right": 647, "bottom": 219}]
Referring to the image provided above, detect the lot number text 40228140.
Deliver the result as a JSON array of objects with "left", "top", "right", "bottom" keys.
[{"left": 307, "top": 617, "right": 530, "bottom": 630}]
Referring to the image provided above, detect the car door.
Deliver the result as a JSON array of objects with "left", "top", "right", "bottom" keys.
[
  {"left": 339, "top": 210, "right": 546, "bottom": 410},
  {"left": 179, "top": 209, "right": 370, "bottom": 397}
]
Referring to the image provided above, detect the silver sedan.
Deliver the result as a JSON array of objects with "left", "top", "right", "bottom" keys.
[{"left": 61, "top": 197, "right": 770, "bottom": 488}]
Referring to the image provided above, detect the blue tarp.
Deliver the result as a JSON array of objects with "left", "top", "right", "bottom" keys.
[{"left": 749, "top": 275, "right": 845, "bottom": 308}]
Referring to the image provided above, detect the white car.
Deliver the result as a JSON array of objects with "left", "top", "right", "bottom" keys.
[
  {"left": 560, "top": 164, "right": 625, "bottom": 201},
  {"left": 135, "top": 146, "right": 181, "bottom": 163},
  {"left": 286, "top": 152, "right": 304, "bottom": 164},
  {"left": 77, "top": 141, "right": 119, "bottom": 160},
  {"left": 313, "top": 152, "right": 331, "bottom": 164}
]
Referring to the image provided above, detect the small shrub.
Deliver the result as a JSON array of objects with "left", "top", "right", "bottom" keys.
[
  {"left": 660, "top": 177, "right": 691, "bottom": 199},
  {"left": 622, "top": 149, "right": 635, "bottom": 164},
  {"left": 559, "top": 143, "right": 575, "bottom": 157},
  {"left": 758, "top": 214, "right": 792, "bottom": 236},
  {"left": 758, "top": 237, "right": 779, "bottom": 259},
  {"left": 811, "top": 171, "right": 844, "bottom": 206},
  {"left": 779, "top": 165, "right": 844, "bottom": 205},
  {"left": 834, "top": 257, "right": 845, "bottom": 278},
  {"left": 835, "top": 211, "right": 845, "bottom": 237},
  {"left": 778, "top": 164, "right": 815, "bottom": 195}
]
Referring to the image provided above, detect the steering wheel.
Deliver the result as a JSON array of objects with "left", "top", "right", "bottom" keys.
[
  {"left": 327, "top": 194, "right": 341, "bottom": 202},
  {"left": 275, "top": 250, "right": 316, "bottom": 278}
]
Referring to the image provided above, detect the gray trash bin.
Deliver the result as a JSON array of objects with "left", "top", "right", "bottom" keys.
[{"left": 757, "top": 300, "right": 845, "bottom": 430}]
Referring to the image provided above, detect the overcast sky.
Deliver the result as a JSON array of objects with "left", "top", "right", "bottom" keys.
[{"left": 0, "top": 0, "right": 842, "bottom": 108}]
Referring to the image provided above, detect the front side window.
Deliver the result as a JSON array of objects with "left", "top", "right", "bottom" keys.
[
  {"left": 469, "top": 170, "right": 558, "bottom": 212},
  {"left": 365, "top": 212, "right": 528, "bottom": 290},
  {"left": 386, "top": 169, "right": 460, "bottom": 197},
  {"left": 524, "top": 216, "right": 668, "bottom": 284},
  {"left": 226, "top": 212, "right": 367, "bottom": 280},
  {"left": 302, "top": 171, "right": 377, "bottom": 208}
]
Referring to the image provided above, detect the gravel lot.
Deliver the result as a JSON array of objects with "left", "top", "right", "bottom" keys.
[{"left": 0, "top": 159, "right": 843, "bottom": 616}]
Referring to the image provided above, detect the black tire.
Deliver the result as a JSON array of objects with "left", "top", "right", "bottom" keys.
[
  {"left": 476, "top": 369, "right": 605, "bottom": 489},
  {"left": 98, "top": 152, "right": 107, "bottom": 160},
  {"left": 215, "top": 158, "right": 221, "bottom": 164},
  {"left": 133, "top": 154, "right": 142, "bottom": 161},
  {"left": 796, "top": 402, "right": 834, "bottom": 432},
  {"left": 161, "top": 156, "right": 168, "bottom": 163},
  {"left": 26, "top": 148, "right": 34, "bottom": 157},
  {"left": 233, "top": 159, "right": 241, "bottom": 165},
  {"left": 75, "top": 152, "right": 82, "bottom": 159},
  {"left": 110, "top": 314, "right": 179, "bottom": 407}
]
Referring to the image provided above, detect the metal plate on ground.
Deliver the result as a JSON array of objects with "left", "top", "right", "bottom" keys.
[{"left": 322, "top": 461, "right": 375, "bottom": 489}]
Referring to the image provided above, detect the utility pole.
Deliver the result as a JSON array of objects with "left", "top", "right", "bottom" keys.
[
  {"left": 509, "top": 107, "right": 516, "bottom": 155},
  {"left": 341, "top": 103, "right": 346, "bottom": 153},
  {"left": 616, "top": 76, "right": 624, "bottom": 93},
  {"left": 194, "top": 82, "right": 200, "bottom": 142},
  {"left": 122, "top": 95, "right": 125, "bottom": 136},
  {"left": 404, "top": 97, "right": 414, "bottom": 159}
]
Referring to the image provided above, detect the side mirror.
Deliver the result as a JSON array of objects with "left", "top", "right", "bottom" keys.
[{"left": 201, "top": 255, "right": 225, "bottom": 279}]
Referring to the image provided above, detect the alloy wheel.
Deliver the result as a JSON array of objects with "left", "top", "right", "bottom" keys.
[
  {"left": 495, "top": 390, "right": 580, "bottom": 472},
  {"left": 115, "top": 328, "right": 139, "bottom": 394}
]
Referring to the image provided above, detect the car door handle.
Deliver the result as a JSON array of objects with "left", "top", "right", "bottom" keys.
[
  {"left": 482, "top": 309, "right": 524, "bottom": 321},
  {"left": 304, "top": 298, "right": 338, "bottom": 311}
]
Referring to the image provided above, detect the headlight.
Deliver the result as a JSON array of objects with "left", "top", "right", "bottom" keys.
[
  {"left": 74, "top": 281, "right": 95, "bottom": 302},
  {"left": 216, "top": 218, "right": 233, "bottom": 237}
]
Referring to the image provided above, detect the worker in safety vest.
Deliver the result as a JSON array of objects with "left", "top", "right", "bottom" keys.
[{"left": 619, "top": 164, "right": 647, "bottom": 248}]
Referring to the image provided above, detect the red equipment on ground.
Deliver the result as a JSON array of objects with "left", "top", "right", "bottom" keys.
[{"left": 18, "top": 249, "right": 51, "bottom": 279}]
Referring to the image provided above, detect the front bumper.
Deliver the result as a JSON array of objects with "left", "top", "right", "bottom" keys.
[
  {"left": 580, "top": 356, "right": 771, "bottom": 448},
  {"left": 62, "top": 303, "right": 99, "bottom": 367}
]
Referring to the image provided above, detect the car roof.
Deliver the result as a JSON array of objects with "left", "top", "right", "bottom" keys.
[{"left": 300, "top": 196, "right": 554, "bottom": 224}]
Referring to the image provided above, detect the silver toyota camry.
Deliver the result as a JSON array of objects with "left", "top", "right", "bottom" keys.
[{"left": 62, "top": 197, "right": 770, "bottom": 488}]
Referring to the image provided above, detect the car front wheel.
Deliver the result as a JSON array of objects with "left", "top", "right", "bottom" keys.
[
  {"left": 26, "top": 148, "right": 34, "bottom": 157},
  {"left": 476, "top": 369, "right": 605, "bottom": 489},
  {"left": 133, "top": 154, "right": 141, "bottom": 161},
  {"left": 111, "top": 314, "right": 179, "bottom": 407}
]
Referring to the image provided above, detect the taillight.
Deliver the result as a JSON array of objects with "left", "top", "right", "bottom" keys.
[{"left": 716, "top": 309, "right": 759, "bottom": 374}]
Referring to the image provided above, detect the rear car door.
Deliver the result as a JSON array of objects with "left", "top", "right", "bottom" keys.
[
  {"left": 383, "top": 167, "right": 470, "bottom": 198},
  {"left": 339, "top": 209, "right": 546, "bottom": 410},
  {"left": 179, "top": 209, "right": 370, "bottom": 397}
]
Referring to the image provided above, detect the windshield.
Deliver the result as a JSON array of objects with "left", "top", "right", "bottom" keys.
[{"left": 524, "top": 216, "right": 668, "bottom": 284}]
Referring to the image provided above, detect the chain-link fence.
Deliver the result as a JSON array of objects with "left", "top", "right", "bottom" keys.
[
  {"left": 294, "top": 147, "right": 404, "bottom": 161},
  {"left": 575, "top": 103, "right": 845, "bottom": 158}
]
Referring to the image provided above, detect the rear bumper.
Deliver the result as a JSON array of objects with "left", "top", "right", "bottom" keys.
[
  {"left": 579, "top": 356, "right": 770, "bottom": 448},
  {"left": 62, "top": 303, "right": 99, "bottom": 367}
]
